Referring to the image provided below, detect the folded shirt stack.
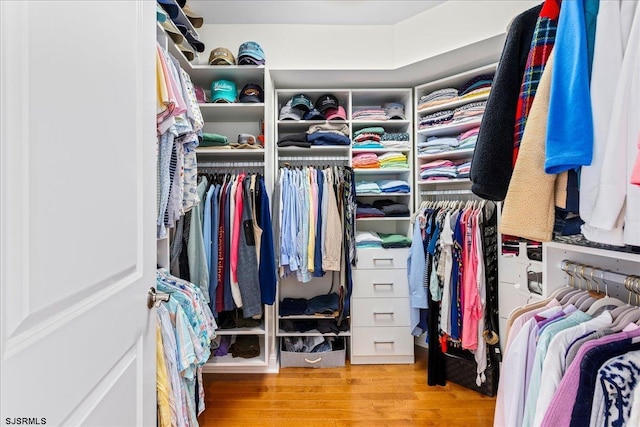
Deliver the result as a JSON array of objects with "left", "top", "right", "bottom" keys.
[
  {"left": 378, "top": 233, "right": 412, "bottom": 248},
  {"left": 277, "top": 132, "right": 311, "bottom": 148},
  {"left": 457, "top": 126, "right": 479, "bottom": 150},
  {"left": 352, "top": 126, "right": 385, "bottom": 149},
  {"left": 372, "top": 199, "right": 410, "bottom": 217},
  {"left": 355, "top": 230, "right": 383, "bottom": 248},
  {"left": 279, "top": 293, "right": 340, "bottom": 316},
  {"left": 419, "top": 159, "right": 458, "bottom": 180},
  {"left": 456, "top": 161, "right": 471, "bottom": 179},
  {"left": 451, "top": 101, "right": 486, "bottom": 123},
  {"left": 200, "top": 132, "right": 229, "bottom": 148},
  {"left": 417, "top": 136, "right": 460, "bottom": 155},
  {"left": 459, "top": 74, "right": 494, "bottom": 98},
  {"left": 356, "top": 202, "right": 385, "bottom": 218},
  {"left": 381, "top": 132, "right": 410, "bottom": 142},
  {"left": 417, "top": 88, "right": 459, "bottom": 110},
  {"left": 352, "top": 152, "right": 380, "bottom": 169},
  {"left": 306, "top": 122, "right": 350, "bottom": 146},
  {"left": 352, "top": 108, "right": 388, "bottom": 121},
  {"left": 377, "top": 179, "right": 410, "bottom": 193},
  {"left": 378, "top": 152, "right": 408, "bottom": 169},
  {"left": 355, "top": 180, "right": 382, "bottom": 194},
  {"left": 418, "top": 110, "right": 454, "bottom": 129}
]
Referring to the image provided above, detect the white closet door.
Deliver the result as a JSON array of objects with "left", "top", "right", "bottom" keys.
[{"left": 0, "top": 1, "right": 157, "bottom": 425}]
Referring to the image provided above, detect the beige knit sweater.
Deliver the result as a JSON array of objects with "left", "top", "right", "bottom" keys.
[{"left": 500, "top": 50, "right": 566, "bottom": 241}]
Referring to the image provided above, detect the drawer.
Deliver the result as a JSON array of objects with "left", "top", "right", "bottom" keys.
[
  {"left": 280, "top": 337, "right": 346, "bottom": 368},
  {"left": 352, "top": 269, "right": 409, "bottom": 298},
  {"left": 351, "top": 327, "right": 414, "bottom": 356},
  {"left": 355, "top": 248, "right": 409, "bottom": 270},
  {"left": 352, "top": 298, "right": 411, "bottom": 327}
]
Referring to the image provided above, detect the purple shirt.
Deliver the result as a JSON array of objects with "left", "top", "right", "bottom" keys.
[{"left": 540, "top": 325, "right": 640, "bottom": 427}]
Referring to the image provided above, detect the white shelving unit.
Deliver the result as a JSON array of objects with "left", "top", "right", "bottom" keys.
[{"left": 161, "top": 32, "right": 278, "bottom": 373}]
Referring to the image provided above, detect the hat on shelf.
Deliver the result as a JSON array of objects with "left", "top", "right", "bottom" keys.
[
  {"left": 181, "top": 4, "right": 203, "bottom": 28},
  {"left": 175, "top": 40, "right": 196, "bottom": 61},
  {"left": 237, "top": 41, "right": 265, "bottom": 65},
  {"left": 157, "top": 4, "right": 168, "bottom": 23},
  {"left": 159, "top": 16, "right": 184, "bottom": 44},
  {"left": 175, "top": 0, "right": 186, "bottom": 7},
  {"left": 384, "top": 102, "right": 406, "bottom": 120},
  {"left": 315, "top": 94, "right": 339, "bottom": 113},
  {"left": 279, "top": 101, "right": 303, "bottom": 120},
  {"left": 176, "top": 24, "right": 205, "bottom": 52},
  {"left": 290, "top": 94, "right": 313, "bottom": 112},
  {"left": 325, "top": 106, "right": 347, "bottom": 121},
  {"left": 303, "top": 108, "right": 326, "bottom": 121},
  {"left": 157, "top": 0, "right": 180, "bottom": 19},
  {"left": 232, "top": 133, "right": 261, "bottom": 149},
  {"left": 194, "top": 86, "right": 207, "bottom": 103},
  {"left": 210, "top": 79, "right": 237, "bottom": 103},
  {"left": 208, "top": 47, "right": 236, "bottom": 65},
  {"left": 239, "top": 84, "right": 264, "bottom": 103}
]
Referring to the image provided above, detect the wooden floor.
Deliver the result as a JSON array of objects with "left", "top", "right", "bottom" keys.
[{"left": 200, "top": 347, "right": 496, "bottom": 426}]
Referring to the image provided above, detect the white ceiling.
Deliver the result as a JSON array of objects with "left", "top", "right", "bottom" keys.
[{"left": 186, "top": 1, "right": 446, "bottom": 25}]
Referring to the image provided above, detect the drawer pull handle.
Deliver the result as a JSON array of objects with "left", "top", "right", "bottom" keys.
[
  {"left": 374, "top": 340, "right": 395, "bottom": 345},
  {"left": 373, "top": 282, "right": 394, "bottom": 286},
  {"left": 373, "top": 311, "right": 394, "bottom": 315},
  {"left": 373, "top": 258, "right": 394, "bottom": 263},
  {"left": 304, "top": 357, "right": 322, "bottom": 364}
]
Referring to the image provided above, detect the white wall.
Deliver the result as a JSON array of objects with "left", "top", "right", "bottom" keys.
[
  {"left": 195, "top": 0, "right": 539, "bottom": 71},
  {"left": 393, "top": 0, "right": 540, "bottom": 68}
]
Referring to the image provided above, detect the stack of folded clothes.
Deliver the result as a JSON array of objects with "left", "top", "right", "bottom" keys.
[
  {"left": 352, "top": 108, "right": 388, "bottom": 121},
  {"left": 419, "top": 160, "right": 458, "bottom": 180},
  {"left": 456, "top": 161, "right": 471, "bottom": 179},
  {"left": 229, "top": 335, "right": 260, "bottom": 359},
  {"left": 277, "top": 132, "right": 311, "bottom": 148},
  {"left": 280, "top": 318, "right": 349, "bottom": 334},
  {"left": 282, "top": 336, "right": 336, "bottom": 353},
  {"left": 418, "top": 109, "right": 454, "bottom": 130},
  {"left": 457, "top": 127, "right": 479, "bottom": 150},
  {"left": 352, "top": 127, "right": 385, "bottom": 149},
  {"left": 459, "top": 74, "right": 494, "bottom": 100},
  {"left": 377, "top": 179, "right": 410, "bottom": 193},
  {"left": 378, "top": 233, "right": 412, "bottom": 248},
  {"left": 417, "top": 88, "right": 459, "bottom": 111},
  {"left": 200, "top": 132, "right": 229, "bottom": 148},
  {"left": 306, "top": 122, "right": 350, "bottom": 146},
  {"left": 279, "top": 293, "right": 340, "bottom": 317},
  {"left": 451, "top": 101, "right": 486, "bottom": 123},
  {"left": 355, "top": 230, "right": 383, "bottom": 248},
  {"left": 378, "top": 152, "right": 408, "bottom": 168},
  {"left": 352, "top": 152, "right": 380, "bottom": 169},
  {"left": 356, "top": 201, "right": 385, "bottom": 218},
  {"left": 355, "top": 180, "right": 382, "bottom": 194},
  {"left": 372, "top": 199, "right": 410, "bottom": 217},
  {"left": 417, "top": 136, "right": 460, "bottom": 155}
]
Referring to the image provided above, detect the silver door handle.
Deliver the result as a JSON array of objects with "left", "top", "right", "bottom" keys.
[
  {"left": 373, "top": 311, "right": 394, "bottom": 315},
  {"left": 374, "top": 340, "right": 395, "bottom": 345},
  {"left": 373, "top": 282, "right": 394, "bottom": 286},
  {"left": 147, "top": 287, "right": 170, "bottom": 309}
]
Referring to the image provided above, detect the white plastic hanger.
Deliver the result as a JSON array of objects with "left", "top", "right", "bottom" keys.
[
  {"left": 586, "top": 268, "right": 625, "bottom": 316},
  {"left": 612, "top": 277, "right": 640, "bottom": 332}
]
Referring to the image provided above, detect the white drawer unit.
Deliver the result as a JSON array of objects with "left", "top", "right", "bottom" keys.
[
  {"left": 352, "top": 298, "right": 411, "bottom": 327},
  {"left": 354, "top": 248, "right": 409, "bottom": 270},
  {"left": 351, "top": 327, "right": 415, "bottom": 361},
  {"left": 352, "top": 269, "right": 409, "bottom": 298}
]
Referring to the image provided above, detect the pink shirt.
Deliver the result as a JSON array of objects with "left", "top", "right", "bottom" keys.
[
  {"left": 230, "top": 174, "right": 246, "bottom": 286},
  {"left": 631, "top": 133, "right": 640, "bottom": 185},
  {"left": 462, "top": 209, "right": 482, "bottom": 350}
]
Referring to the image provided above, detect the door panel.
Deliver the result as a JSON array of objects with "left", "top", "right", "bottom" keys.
[{"left": 0, "top": 1, "right": 156, "bottom": 426}]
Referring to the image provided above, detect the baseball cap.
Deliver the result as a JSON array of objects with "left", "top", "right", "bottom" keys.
[
  {"left": 177, "top": 24, "right": 205, "bottom": 53},
  {"left": 210, "top": 80, "right": 237, "bottom": 103},
  {"left": 303, "top": 109, "right": 326, "bottom": 121},
  {"left": 232, "top": 133, "right": 261, "bottom": 149},
  {"left": 238, "top": 41, "right": 265, "bottom": 64},
  {"left": 157, "top": 0, "right": 179, "bottom": 19},
  {"left": 384, "top": 102, "right": 406, "bottom": 120},
  {"left": 194, "top": 86, "right": 207, "bottom": 103},
  {"left": 209, "top": 47, "right": 236, "bottom": 65},
  {"left": 239, "top": 84, "right": 264, "bottom": 103},
  {"left": 279, "top": 102, "right": 303, "bottom": 120},
  {"left": 157, "top": 4, "right": 168, "bottom": 23},
  {"left": 181, "top": 4, "right": 203, "bottom": 28},
  {"left": 290, "top": 94, "right": 313, "bottom": 112},
  {"left": 160, "top": 17, "right": 184, "bottom": 44},
  {"left": 325, "top": 106, "right": 347, "bottom": 121},
  {"left": 315, "top": 94, "right": 339, "bottom": 113}
]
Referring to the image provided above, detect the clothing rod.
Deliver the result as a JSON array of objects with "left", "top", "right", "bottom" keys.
[
  {"left": 199, "top": 162, "right": 264, "bottom": 168},
  {"left": 278, "top": 156, "right": 349, "bottom": 162},
  {"left": 420, "top": 189, "right": 474, "bottom": 196},
  {"left": 561, "top": 259, "right": 640, "bottom": 289}
]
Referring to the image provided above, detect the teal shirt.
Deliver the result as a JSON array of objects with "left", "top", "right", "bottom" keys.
[
  {"left": 188, "top": 177, "right": 210, "bottom": 302},
  {"left": 521, "top": 310, "right": 592, "bottom": 427},
  {"left": 584, "top": 0, "right": 600, "bottom": 78}
]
